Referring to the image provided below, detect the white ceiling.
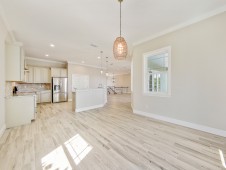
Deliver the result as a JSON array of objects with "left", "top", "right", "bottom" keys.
[{"left": 1, "top": 0, "right": 226, "bottom": 74}]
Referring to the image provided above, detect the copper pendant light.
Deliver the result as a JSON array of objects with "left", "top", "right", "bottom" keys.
[{"left": 113, "top": 0, "right": 128, "bottom": 60}]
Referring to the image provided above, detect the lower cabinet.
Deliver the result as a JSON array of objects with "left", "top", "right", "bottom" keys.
[
  {"left": 5, "top": 95, "right": 36, "bottom": 128},
  {"left": 36, "top": 92, "right": 40, "bottom": 103},
  {"left": 41, "top": 91, "right": 51, "bottom": 103},
  {"left": 36, "top": 91, "right": 51, "bottom": 103}
]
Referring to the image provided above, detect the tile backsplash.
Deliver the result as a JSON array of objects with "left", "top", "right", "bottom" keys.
[
  {"left": 16, "top": 83, "right": 51, "bottom": 92},
  {"left": 5, "top": 82, "right": 51, "bottom": 96}
]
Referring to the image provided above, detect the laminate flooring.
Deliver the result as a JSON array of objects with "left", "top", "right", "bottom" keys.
[{"left": 0, "top": 94, "right": 225, "bottom": 170}]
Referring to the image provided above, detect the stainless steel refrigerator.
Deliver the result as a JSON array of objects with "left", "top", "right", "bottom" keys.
[{"left": 52, "top": 77, "right": 68, "bottom": 103}]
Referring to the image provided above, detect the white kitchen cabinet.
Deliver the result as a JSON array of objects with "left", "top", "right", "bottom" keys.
[
  {"left": 51, "top": 68, "right": 67, "bottom": 77},
  {"left": 5, "top": 44, "right": 25, "bottom": 81},
  {"left": 25, "top": 66, "right": 34, "bottom": 83},
  {"left": 36, "top": 91, "right": 51, "bottom": 103},
  {"left": 36, "top": 92, "right": 40, "bottom": 103},
  {"left": 33, "top": 67, "right": 42, "bottom": 83},
  {"left": 5, "top": 95, "right": 36, "bottom": 128},
  {"left": 34, "top": 67, "right": 51, "bottom": 83},
  {"left": 40, "top": 91, "right": 51, "bottom": 103},
  {"left": 51, "top": 68, "right": 61, "bottom": 77},
  {"left": 60, "top": 68, "right": 67, "bottom": 77},
  {"left": 43, "top": 68, "right": 51, "bottom": 83}
]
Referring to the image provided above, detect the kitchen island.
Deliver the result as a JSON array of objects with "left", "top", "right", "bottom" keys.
[
  {"left": 72, "top": 88, "right": 107, "bottom": 112},
  {"left": 5, "top": 95, "right": 36, "bottom": 128}
]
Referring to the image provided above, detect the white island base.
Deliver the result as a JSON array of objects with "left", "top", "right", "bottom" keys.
[{"left": 72, "top": 88, "right": 107, "bottom": 112}]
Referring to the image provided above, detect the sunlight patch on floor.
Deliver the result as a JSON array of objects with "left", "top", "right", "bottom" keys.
[
  {"left": 64, "top": 134, "right": 93, "bottom": 165},
  {"left": 41, "top": 146, "right": 72, "bottom": 170},
  {"left": 219, "top": 149, "right": 226, "bottom": 169},
  {"left": 41, "top": 134, "right": 92, "bottom": 169}
]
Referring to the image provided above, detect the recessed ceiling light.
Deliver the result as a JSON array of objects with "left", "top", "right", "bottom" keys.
[
  {"left": 45, "top": 54, "right": 49, "bottom": 57},
  {"left": 50, "top": 44, "right": 55, "bottom": 47},
  {"left": 97, "top": 56, "right": 101, "bottom": 59}
]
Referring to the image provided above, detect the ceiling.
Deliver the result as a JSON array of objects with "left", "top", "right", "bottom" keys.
[{"left": 1, "top": 0, "right": 226, "bottom": 74}]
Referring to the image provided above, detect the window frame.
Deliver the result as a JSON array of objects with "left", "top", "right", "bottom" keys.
[{"left": 143, "top": 46, "right": 171, "bottom": 97}]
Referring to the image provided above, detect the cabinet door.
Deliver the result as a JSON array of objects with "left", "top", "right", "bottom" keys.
[
  {"left": 40, "top": 92, "right": 51, "bottom": 103},
  {"left": 28, "top": 67, "right": 34, "bottom": 83},
  {"left": 36, "top": 92, "right": 40, "bottom": 103},
  {"left": 33, "top": 67, "right": 42, "bottom": 83},
  {"left": 51, "top": 68, "right": 61, "bottom": 77},
  {"left": 25, "top": 66, "right": 34, "bottom": 83},
  {"left": 41, "top": 68, "right": 50, "bottom": 83},
  {"left": 5, "top": 44, "right": 23, "bottom": 81},
  {"left": 60, "top": 69, "right": 67, "bottom": 77},
  {"left": 20, "top": 49, "right": 25, "bottom": 82}
]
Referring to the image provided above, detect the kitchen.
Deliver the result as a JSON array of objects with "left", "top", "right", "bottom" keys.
[
  {"left": 5, "top": 43, "right": 68, "bottom": 128},
  {"left": 4, "top": 43, "right": 109, "bottom": 129}
]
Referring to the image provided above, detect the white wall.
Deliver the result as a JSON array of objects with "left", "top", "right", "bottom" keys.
[
  {"left": 0, "top": 15, "right": 7, "bottom": 136},
  {"left": 68, "top": 63, "right": 106, "bottom": 100},
  {"left": 132, "top": 12, "right": 226, "bottom": 132}
]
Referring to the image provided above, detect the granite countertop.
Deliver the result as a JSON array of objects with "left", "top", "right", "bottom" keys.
[{"left": 5, "top": 94, "right": 36, "bottom": 99}]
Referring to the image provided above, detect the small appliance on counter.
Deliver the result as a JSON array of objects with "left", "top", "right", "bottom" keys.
[
  {"left": 52, "top": 77, "right": 68, "bottom": 103},
  {"left": 12, "top": 86, "right": 18, "bottom": 95}
]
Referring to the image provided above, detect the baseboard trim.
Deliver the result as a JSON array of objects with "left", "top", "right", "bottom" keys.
[
  {"left": 76, "top": 104, "right": 104, "bottom": 112},
  {"left": 68, "top": 99, "right": 72, "bottom": 102},
  {"left": 133, "top": 110, "right": 226, "bottom": 138},
  {"left": 0, "top": 124, "right": 6, "bottom": 138}
]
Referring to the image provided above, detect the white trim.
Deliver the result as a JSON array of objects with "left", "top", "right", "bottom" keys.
[
  {"left": 0, "top": 124, "right": 6, "bottom": 138},
  {"left": 134, "top": 6, "right": 226, "bottom": 46},
  {"left": 26, "top": 57, "right": 66, "bottom": 64},
  {"left": 133, "top": 109, "right": 226, "bottom": 138},
  {"left": 143, "top": 46, "right": 171, "bottom": 97},
  {"left": 75, "top": 104, "right": 104, "bottom": 112}
]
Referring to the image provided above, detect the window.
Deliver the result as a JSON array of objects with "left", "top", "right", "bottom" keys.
[{"left": 143, "top": 46, "right": 171, "bottom": 97}]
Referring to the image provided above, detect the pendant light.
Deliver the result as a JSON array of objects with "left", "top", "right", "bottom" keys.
[
  {"left": 112, "top": 73, "right": 116, "bottom": 83},
  {"left": 113, "top": 0, "right": 128, "bottom": 60},
  {"left": 100, "top": 51, "right": 103, "bottom": 74},
  {"left": 105, "top": 57, "right": 109, "bottom": 76}
]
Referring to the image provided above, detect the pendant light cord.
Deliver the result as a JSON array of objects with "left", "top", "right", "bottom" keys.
[
  {"left": 120, "top": 0, "right": 121, "bottom": 37},
  {"left": 101, "top": 51, "right": 103, "bottom": 69}
]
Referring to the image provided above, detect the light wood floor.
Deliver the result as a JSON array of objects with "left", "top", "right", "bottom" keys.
[{"left": 0, "top": 94, "right": 225, "bottom": 170}]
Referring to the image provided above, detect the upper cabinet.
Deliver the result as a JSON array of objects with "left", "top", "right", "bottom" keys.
[
  {"left": 25, "top": 66, "right": 51, "bottom": 83},
  {"left": 51, "top": 68, "right": 67, "bottom": 77},
  {"left": 5, "top": 44, "right": 25, "bottom": 81},
  {"left": 25, "top": 66, "right": 34, "bottom": 83},
  {"left": 34, "top": 67, "right": 50, "bottom": 83}
]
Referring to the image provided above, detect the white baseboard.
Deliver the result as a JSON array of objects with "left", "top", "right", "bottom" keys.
[
  {"left": 76, "top": 104, "right": 104, "bottom": 112},
  {"left": 0, "top": 124, "right": 6, "bottom": 138},
  {"left": 133, "top": 110, "right": 226, "bottom": 138}
]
